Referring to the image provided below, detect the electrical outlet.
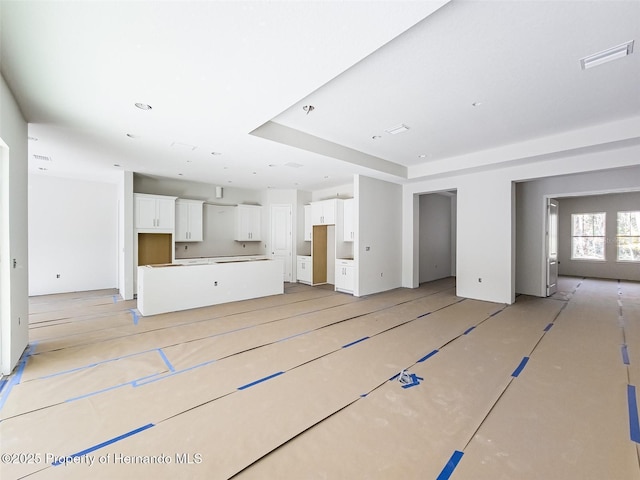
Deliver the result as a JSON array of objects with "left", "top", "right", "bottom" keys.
[
  {"left": 56, "top": 274, "right": 61, "bottom": 279},
  {"left": 214, "top": 281, "right": 218, "bottom": 286}
]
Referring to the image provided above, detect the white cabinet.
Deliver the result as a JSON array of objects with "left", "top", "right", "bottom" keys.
[
  {"left": 311, "top": 199, "right": 337, "bottom": 225},
  {"left": 304, "top": 205, "right": 312, "bottom": 241},
  {"left": 135, "top": 194, "right": 176, "bottom": 230},
  {"left": 343, "top": 198, "right": 354, "bottom": 242},
  {"left": 175, "top": 199, "right": 204, "bottom": 242},
  {"left": 235, "top": 204, "right": 262, "bottom": 241},
  {"left": 335, "top": 259, "right": 355, "bottom": 293},
  {"left": 297, "top": 256, "right": 312, "bottom": 285}
]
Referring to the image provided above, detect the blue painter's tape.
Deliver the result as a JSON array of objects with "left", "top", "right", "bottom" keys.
[
  {"left": 0, "top": 379, "right": 7, "bottom": 394},
  {"left": 436, "top": 450, "right": 464, "bottom": 480},
  {"left": 238, "top": 371, "right": 284, "bottom": 391},
  {"left": 544, "top": 323, "right": 553, "bottom": 332},
  {"left": 0, "top": 343, "right": 37, "bottom": 412},
  {"left": 463, "top": 326, "right": 475, "bottom": 335},
  {"left": 389, "top": 373, "right": 401, "bottom": 381},
  {"left": 129, "top": 308, "right": 139, "bottom": 325},
  {"left": 511, "top": 357, "right": 530, "bottom": 377},
  {"left": 417, "top": 349, "right": 439, "bottom": 363},
  {"left": 52, "top": 424, "right": 154, "bottom": 466},
  {"left": 112, "top": 295, "right": 118, "bottom": 303},
  {"left": 342, "top": 336, "right": 369, "bottom": 349},
  {"left": 628, "top": 385, "right": 640, "bottom": 443},
  {"left": 157, "top": 349, "right": 175, "bottom": 373},
  {"left": 622, "top": 345, "right": 630, "bottom": 366}
]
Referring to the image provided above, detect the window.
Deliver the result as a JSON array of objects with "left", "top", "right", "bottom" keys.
[
  {"left": 571, "top": 212, "right": 605, "bottom": 260},
  {"left": 617, "top": 211, "right": 640, "bottom": 262}
]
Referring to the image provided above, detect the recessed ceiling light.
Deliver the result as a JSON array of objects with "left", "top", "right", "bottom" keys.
[
  {"left": 135, "top": 102, "right": 152, "bottom": 110},
  {"left": 372, "top": 135, "right": 382, "bottom": 140},
  {"left": 178, "top": 173, "right": 183, "bottom": 176},
  {"left": 385, "top": 124, "right": 410, "bottom": 135},
  {"left": 324, "top": 176, "right": 330, "bottom": 179},
  {"left": 580, "top": 40, "right": 634, "bottom": 70},
  {"left": 252, "top": 172, "right": 257, "bottom": 175},
  {"left": 28, "top": 136, "right": 38, "bottom": 141},
  {"left": 227, "top": 180, "right": 232, "bottom": 183},
  {"left": 418, "top": 154, "right": 427, "bottom": 158},
  {"left": 211, "top": 152, "right": 222, "bottom": 156},
  {"left": 126, "top": 133, "right": 140, "bottom": 139},
  {"left": 113, "top": 164, "right": 121, "bottom": 167},
  {"left": 471, "top": 102, "right": 482, "bottom": 107},
  {"left": 268, "top": 164, "right": 277, "bottom": 167}
]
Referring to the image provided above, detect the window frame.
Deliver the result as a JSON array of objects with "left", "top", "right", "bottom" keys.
[
  {"left": 616, "top": 210, "right": 640, "bottom": 263},
  {"left": 570, "top": 212, "right": 606, "bottom": 261}
]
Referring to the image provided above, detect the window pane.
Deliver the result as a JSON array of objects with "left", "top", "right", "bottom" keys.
[
  {"left": 572, "top": 212, "right": 605, "bottom": 236},
  {"left": 618, "top": 211, "right": 640, "bottom": 236},
  {"left": 572, "top": 236, "right": 605, "bottom": 260},
  {"left": 618, "top": 237, "right": 640, "bottom": 262}
]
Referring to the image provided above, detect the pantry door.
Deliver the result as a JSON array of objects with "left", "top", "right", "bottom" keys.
[{"left": 271, "top": 204, "right": 292, "bottom": 282}]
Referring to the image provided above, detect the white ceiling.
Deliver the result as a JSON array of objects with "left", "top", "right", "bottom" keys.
[{"left": 2, "top": 1, "right": 639, "bottom": 191}]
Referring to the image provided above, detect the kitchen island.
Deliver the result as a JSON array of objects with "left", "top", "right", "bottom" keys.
[{"left": 137, "top": 256, "right": 283, "bottom": 316}]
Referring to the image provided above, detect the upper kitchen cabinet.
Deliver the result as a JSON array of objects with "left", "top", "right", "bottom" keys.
[
  {"left": 235, "top": 204, "right": 262, "bottom": 241},
  {"left": 175, "top": 199, "right": 204, "bottom": 242},
  {"left": 135, "top": 193, "right": 177, "bottom": 231},
  {"left": 304, "top": 205, "right": 312, "bottom": 241},
  {"left": 343, "top": 198, "right": 354, "bottom": 242},
  {"left": 311, "top": 199, "right": 339, "bottom": 225}
]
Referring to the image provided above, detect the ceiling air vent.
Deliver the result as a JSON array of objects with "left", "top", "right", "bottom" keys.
[
  {"left": 33, "top": 154, "right": 52, "bottom": 162},
  {"left": 580, "top": 40, "right": 634, "bottom": 70}
]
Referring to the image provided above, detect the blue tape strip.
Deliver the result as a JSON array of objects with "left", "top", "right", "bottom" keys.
[
  {"left": 622, "top": 345, "right": 630, "bottom": 366},
  {"left": 463, "top": 326, "right": 475, "bottom": 335},
  {"left": 544, "top": 323, "right": 553, "bottom": 332},
  {"left": 417, "top": 349, "right": 439, "bottom": 363},
  {"left": 238, "top": 371, "right": 284, "bottom": 391},
  {"left": 436, "top": 450, "right": 464, "bottom": 480},
  {"left": 342, "top": 336, "right": 369, "bottom": 349},
  {"left": 157, "top": 349, "right": 175, "bottom": 373},
  {"left": 628, "top": 385, "right": 640, "bottom": 443},
  {"left": 0, "top": 378, "right": 7, "bottom": 394},
  {"left": 129, "top": 308, "right": 139, "bottom": 325},
  {"left": 112, "top": 295, "right": 118, "bottom": 303},
  {"left": 52, "top": 424, "right": 154, "bottom": 466},
  {"left": 511, "top": 357, "right": 529, "bottom": 377},
  {"left": 0, "top": 343, "right": 36, "bottom": 412}
]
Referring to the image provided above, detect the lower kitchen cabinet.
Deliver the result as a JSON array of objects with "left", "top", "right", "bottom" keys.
[{"left": 335, "top": 259, "right": 354, "bottom": 293}]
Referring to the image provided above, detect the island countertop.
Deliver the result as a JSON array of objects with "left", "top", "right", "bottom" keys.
[{"left": 137, "top": 257, "right": 283, "bottom": 316}]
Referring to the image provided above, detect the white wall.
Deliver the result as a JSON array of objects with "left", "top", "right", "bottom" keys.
[
  {"left": 0, "top": 73, "right": 29, "bottom": 375},
  {"left": 355, "top": 175, "right": 402, "bottom": 296},
  {"left": 28, "top": 174, "right": 118, "bottom": 296},
  {"left": 558, "top": 192, "right": 640, "bottom": 281},
  {"left": 117, "top": 171, "right": 134, "bottom": 300},
  {"left": 419, "top": 193, "right": 452, "bottom": 283},
  {"left": 404, "top": 141, "right": 640, "bottom": 304}
]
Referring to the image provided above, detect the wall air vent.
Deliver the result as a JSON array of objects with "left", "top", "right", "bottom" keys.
[
  {"left": 33, "top": 154, "right": 52, "bottom": 162},
  {"left": 580, "top": 40, "right": 634, "bottom": 70}
]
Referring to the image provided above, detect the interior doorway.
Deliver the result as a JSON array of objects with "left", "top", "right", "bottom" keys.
[{"left": 418, "top": 191, "right": 457, "bottom": 284}]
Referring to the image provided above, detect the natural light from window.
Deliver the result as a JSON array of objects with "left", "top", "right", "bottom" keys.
[
  {"left": 571, "top": 212, "right": 606, "bottom": 260},
  {"left": 617, "top": 211, "right": 640, "bottom": 262}
]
